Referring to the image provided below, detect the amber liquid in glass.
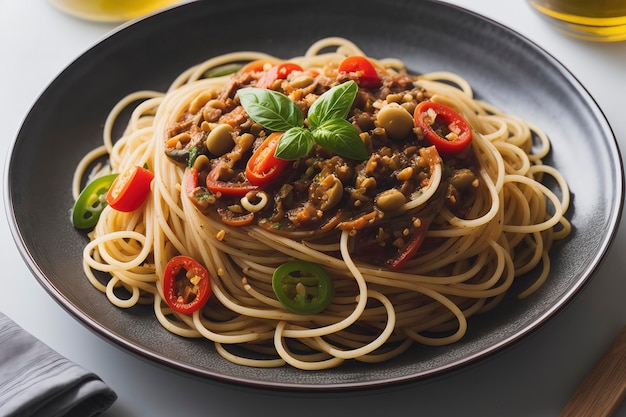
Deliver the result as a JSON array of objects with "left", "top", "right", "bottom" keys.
[
  {"left": 49, "top": 0, "right": 181, "bottom": 22},
  {"left": 529, "top": 0, "right": 626, "bottom": 41}
]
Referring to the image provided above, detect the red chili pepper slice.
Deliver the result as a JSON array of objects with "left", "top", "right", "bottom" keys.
[
  {"left": 338, "top": 56, "right": 381, "bottom": 89},
  {"left": 386, "top": 217, "right": 432, "bottom": 270},
  {"left": 206, "top": 161, "right": 259, "bottom": 197},
  {"left": 105, "top": 165, "right": 154, "bottom": 212},
  {"left": 185, "top": 167, "right": 199, "bottom": 197},
  {"left": 414, "top": 101, "right": 473, "bottom": 155},
  {"left": 245, "top": 132, "right": 290, "bottom": 187},
  {"left": 239, "top": 59, "right": 271, "bottom": 74},
  {"left": 256, "top": 62, "right": 303, "bottom": 89},
  {"left": 162, "top": 255, "right": 211, "bottom": 314}
]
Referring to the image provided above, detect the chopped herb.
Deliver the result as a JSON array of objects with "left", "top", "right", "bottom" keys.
[
  {"left": 196, "top": 191, "right": 213, "bottom": 201},
  {"left": 188, "top": 146, "right": 199, "bottom": 168}
]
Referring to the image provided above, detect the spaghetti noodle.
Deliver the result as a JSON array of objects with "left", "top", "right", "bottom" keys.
[{"left": 72, "top": 37, "right": 571, "bottom": 370}]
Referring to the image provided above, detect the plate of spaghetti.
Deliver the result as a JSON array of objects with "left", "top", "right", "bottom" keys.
[{"left": 6, "top": 0, "right": 622, "bottom": 389}]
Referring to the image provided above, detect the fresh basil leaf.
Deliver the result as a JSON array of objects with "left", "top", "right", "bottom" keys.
[
  {"left": 307, "top": 81, "right": 358, "bottom": 129},
  {"left": 238, "top": 88, "right": 303, "bottom": 132},
  {"left": 238, "top": 82, "right": 367, "bottom": 161},
  {"left": 275, "top": 127, "right": 315, "bottom": 160},
  {"left": 312, "top": 118, "right": 368, "bottom": 161}
]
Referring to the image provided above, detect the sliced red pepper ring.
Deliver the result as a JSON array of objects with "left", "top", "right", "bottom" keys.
[
  {"left": 162, "top": 255, "right": 212, "bottom": 314},
  {"left": 245, "top": 132, "right": 290, "bottom": 187},
  {"left": 337, "top": 56, "right": 381, "bottom": 89},
  {"left": 272, "top": 260, "right": 334, "bottom": 315},
  {"left": 414, "top": 101, "right": 473, "bottom": 155},
  {"left": 256, "top": 62, "right": 304, "bottom": 89},
  {"left": 72, "top": 173, "right": 118, "bottom": 229},
  {"left": 206, "top": 161, "right": 259, "bottom": 197},
  {"left": 106, "top": 165, "right": 154, "bottom": 212}
]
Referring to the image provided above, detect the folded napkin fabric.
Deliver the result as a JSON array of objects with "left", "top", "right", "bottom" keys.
[{"left": 0, "top": 312, "right": 117, "bottom": 417}]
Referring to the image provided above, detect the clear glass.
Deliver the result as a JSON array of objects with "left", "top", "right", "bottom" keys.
[
  {"left": 528, "top": 0, "right": 626, "bottom": 42},
  {"left": 48, "top": 0, "right": 181, "bottom": 22}
]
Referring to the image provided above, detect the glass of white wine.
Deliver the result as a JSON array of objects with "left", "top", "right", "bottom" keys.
[
  {"left": 48, "top": 0, "right": 182, "bottom": 22},
  {"left": 528, "top": 0, "right": 626, "bottom": 42}
]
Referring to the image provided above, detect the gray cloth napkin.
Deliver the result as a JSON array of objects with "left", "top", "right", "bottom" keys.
[{"left": 0, "top": 312, "right": 117, "bottom": 416}]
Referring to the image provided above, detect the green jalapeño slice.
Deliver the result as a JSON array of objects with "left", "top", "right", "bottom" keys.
[
  {"left": 71, "top": 173, "right": 118, "bottom": 229},
  {"left": 272, "top": 260, "right": 334, "bottom": 315}
]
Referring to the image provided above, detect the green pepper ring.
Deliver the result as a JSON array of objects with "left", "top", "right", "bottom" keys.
[
  {"left": 71, "top": 173, "right": 118, "bottom": 230},
  {"left": 271, "top": 260, "right": 334, "bottom": 315}
]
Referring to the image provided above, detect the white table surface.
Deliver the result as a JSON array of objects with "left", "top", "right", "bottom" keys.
[{"left": 1, "top": 1, "right": 625, "bottom": 416}]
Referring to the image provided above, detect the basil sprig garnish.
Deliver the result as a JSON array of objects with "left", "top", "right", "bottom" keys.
[{"left": 237, "top": 80, "right": 368, "bottom": 161}]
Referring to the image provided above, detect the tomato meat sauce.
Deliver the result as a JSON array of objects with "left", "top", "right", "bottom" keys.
[{"left": 162, "top": 57, "right": 479, "bottom": 269}]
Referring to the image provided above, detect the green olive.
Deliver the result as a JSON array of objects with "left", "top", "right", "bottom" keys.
[
  {"left": 375, "top": 189, "right": 406, "bottom": 212},
  {"left": 449, "top": 168, "right": 477, "bottom": 191},
  {"left": 377, "top": 103, "right": 415, "bottom": 140},
  {"left": 205, "top": 124, "right": 235, "bottom": 156}
]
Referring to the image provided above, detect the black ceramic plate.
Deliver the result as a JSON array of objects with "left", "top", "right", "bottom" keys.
[{"left": 5, "top": 0, "right": 623, "bottom": 390}]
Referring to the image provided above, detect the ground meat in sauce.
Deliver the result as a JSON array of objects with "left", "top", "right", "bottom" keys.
[{"left": 164, "top": 62, "right": 479, "bottom": 266}]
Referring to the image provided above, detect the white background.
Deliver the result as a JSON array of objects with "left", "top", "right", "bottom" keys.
[{"left": 1, "top": 1, "right": 625, "bottom": 416}]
